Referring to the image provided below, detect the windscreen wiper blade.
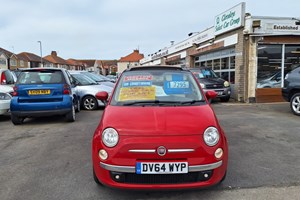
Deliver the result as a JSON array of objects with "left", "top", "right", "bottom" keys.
[
  {"left": 179, "top": 100, "right": 206, "bottom": 105},
  {"left": 123, "top": 100, "right": 179, "bottom": 106}
]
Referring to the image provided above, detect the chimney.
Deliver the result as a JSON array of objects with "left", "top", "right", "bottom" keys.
[{"left": 51, "top": 51, "right": 57, "bottom": 57}]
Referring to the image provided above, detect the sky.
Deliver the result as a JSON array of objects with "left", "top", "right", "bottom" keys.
[{"left": 1, "top": 0, "right": 300, "bottom": 60}]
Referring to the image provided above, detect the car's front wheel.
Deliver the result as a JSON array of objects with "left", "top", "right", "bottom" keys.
[
  {"left": 65, "top": 105, "right": 76, "bottom": 122},
  {"left": 93, "top": 167, "right": 102, "bottom": 186},
  {"left": 83, "top": 96, "right": 98, "bottom": 110},
  {"left": 220, "top": 96, "right": 230, "bottom": 102},
  {"left": 11, "top": 114, "right": 24, "bottom": 125},
  {"left": 290, "top": 93, "right": 300, "bottom": 116}
]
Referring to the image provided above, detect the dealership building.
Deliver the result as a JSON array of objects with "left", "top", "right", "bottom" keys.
[{"left": 140, "top": 2, "right": 300, "bottom": 103}]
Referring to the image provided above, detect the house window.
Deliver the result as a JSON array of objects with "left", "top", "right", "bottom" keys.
[
  {"left": 20, "top": 60, "right": 25, "bottom": 67},
  {"left": 10, "top": 58, "right": 17, "bottom": 66},
  {"left": 0, "top": 57, "right": 6, "bottom": 66}
]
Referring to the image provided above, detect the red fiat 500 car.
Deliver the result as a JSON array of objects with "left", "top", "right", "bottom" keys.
[{"left": 92, "top": 66, "right": 228, "bottom": 190}]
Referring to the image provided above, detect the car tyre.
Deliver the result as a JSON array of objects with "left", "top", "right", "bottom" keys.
[
  {"left": 220, "top": 96, "right": 230, "bottom": 102},
  {"left": 290, "top": 93, "right": 300, "bottom": 116},
  {"left": 65, "top": 105, "right": 76, "bottom": 122},
  {"left": 93, "top": 167, "right": 103, "bottom": 185},
  {"left": 75, "top": 98, "right": 81, "bottom": 113},
  {"left": 83, "top": 96, "right": 98, "bottom": 110},
  {"left": 11, "top": 114, "right": 24, "bottom": 125},
  {"left": 220, "top": 171, "right": 227, "bottom": 183}
]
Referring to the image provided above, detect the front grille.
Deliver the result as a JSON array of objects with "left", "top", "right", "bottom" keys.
[
  {"left": 110, "top": 171, "right": 213, "bottom": 184},
  {"left": 206, "top": 84, "right": 223, "bottom": 89}
]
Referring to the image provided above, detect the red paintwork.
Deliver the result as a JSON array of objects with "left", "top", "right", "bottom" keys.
[
  {"left": 95, "top": 91, "right": 109, "bottom": 101},
  {"left": 206, "top": 90, "right": 217, "bottom": 99},
  {"left": 92, "top": 103, "right": 228, "bottom": 190}
]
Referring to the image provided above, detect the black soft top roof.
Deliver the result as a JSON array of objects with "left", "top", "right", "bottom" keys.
[{"left": 126, "top": 65, "right": 187, "bottom": 72}]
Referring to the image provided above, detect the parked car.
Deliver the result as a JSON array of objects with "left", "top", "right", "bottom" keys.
[
  {"left": 69, "top": 71, "right": 115, "bottom": 87},
  {"left": 92, "top": 65, "right": 228, "bottom": 190},
  {"left": 10, "top": 68, "right": 79, "bottom": 125},
  {"left": 257, "top": 71, "right": 282, "bottom": 88},
  {"left": 190, "top": 67, "right": 231, "bottom": 102},
  {"left": 106, "top": 75, "right": 117, "bottom": 82},
  {"left": 70, "top": 72, "right": 113, "bottom": 110},
  {"left": 0, "top": 69, "right": 17, "bottom": 86},
  {"left": 282, "top": 66, "right": 300, "bottom": 116},
  {"left": 0, "top": 85, "right": 13, "bottom": 115}
]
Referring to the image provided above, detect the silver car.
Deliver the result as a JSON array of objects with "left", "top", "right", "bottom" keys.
[
  {"left": 70, "top": 72, "right": 113, "bottom": 110},
  {"left": 257, "top": 71, "right": 281, "bottom": 88},
  {"left": 0, "top": 85, "right": 13, "bottom": 115},
  {"left": 69, "top": 70, "right": 115, "bottom": 87}
]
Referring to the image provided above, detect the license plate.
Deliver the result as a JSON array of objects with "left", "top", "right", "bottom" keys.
[
  {"left": 136, "top": 162, "right": 188, "bottom": 174},
  {"left": 217, "top": 92, "right": 223, "bottom": 95},
  {"left": 28, "top": 90, "right": 50, "bottom": 95}
]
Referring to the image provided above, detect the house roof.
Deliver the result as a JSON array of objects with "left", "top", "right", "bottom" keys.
[
  {"left": 75, "top": 59, "right": 96, "bottom": 67},
  {"left": 66, "top": 59, "right": 84, "bottom": 66},
  {"left": 15, "top": 53, "right": 29, "bottom": 61},
  {"left": 119, "top": 50, "right": 144, "bottom": 62},
  {"left": 17, "top": 52, "right": 49, "bottom": 63},
  {"left": 96, "top": 60, "right": 118, "bottom": 66},
  {"left": 0, "top": 47, "right": 14, "bottom": 57},
  {"left": 44, "top": 51, "right": 68, "bottom": 65}
]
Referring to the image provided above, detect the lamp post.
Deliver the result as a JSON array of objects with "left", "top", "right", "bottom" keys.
[{"left": 37, "top": 41, "right": 43, "bottom": 67}]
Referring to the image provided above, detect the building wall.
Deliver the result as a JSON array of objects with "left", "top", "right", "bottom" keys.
[
  {"left": 234, "top": 29, "right": 246, "bottom": 102},
  {"left": 117, "top": 62, "right": 139, "bottom": 74},
  {"left": 0, "top": 54, "right": 8, "bottom": 70}
]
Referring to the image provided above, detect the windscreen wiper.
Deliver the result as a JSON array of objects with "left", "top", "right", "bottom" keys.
[
  {"left": 123, "top": 100, "right": 179, "bottom": 106},
  {"left": 179, "top": 100, "right": 206, "bottom": 105}
]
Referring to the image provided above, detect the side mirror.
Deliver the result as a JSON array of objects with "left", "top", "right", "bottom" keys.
[
  {"left": 96, "top": 91, "right": 109, "bottom": 106},
  {"left": 205, "top": 90, "right": 217, "bottom": 101}
]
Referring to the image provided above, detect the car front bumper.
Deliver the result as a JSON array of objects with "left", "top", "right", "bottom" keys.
[
  {"left": 203, "top": 87, "right": 231, "bottom": 98},
  {"left": 93, "top": 134, "right": 228, "bottom": 189},
  {"left": 94, "top": 160, "right": 226, "bottom": 189}
]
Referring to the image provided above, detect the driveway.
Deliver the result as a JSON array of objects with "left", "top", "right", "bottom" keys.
[{"left": 0, "top": 102, "right": 299, "bottom": 200}]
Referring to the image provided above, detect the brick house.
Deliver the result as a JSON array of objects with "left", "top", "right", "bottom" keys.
[{"left": 117, "top": 50, "right": 144, "bottom": 74}]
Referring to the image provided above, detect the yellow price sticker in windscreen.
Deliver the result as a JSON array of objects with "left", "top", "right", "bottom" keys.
[{"left": 119, "top": 86, "right": 156, "bottom": 101}]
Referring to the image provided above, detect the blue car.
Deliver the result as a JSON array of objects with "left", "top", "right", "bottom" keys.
[{"left": 10, "top": 68, "right": 79, "bottom": 125}]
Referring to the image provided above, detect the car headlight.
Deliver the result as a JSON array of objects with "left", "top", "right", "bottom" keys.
[
  {"left": 200, "top": 83, "right": 206, "bottom": 88},
  {"left": 203, "top": 127, "right": 220, "bottom": 146},
  {"left": 102, "top": 128, "right": 119, "bottom": 147},
  {"left": 0, "top": 92, "right": 12, "bottom": 100},
  {"left": 224, "top": 81, "right": 230, "bottom": 87}
]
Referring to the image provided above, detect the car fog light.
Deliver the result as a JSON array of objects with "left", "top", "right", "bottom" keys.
[
  {"left": 99, "top": 149, "right": 108, "bottom": 160},
  {"left": 214, "top": 148, "right": 223, "bottom": 159}
]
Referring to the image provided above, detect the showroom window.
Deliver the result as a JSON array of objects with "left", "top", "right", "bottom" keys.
[
  {"left": 194, "top": 48, "right": 236, "bottom": 83},
  {"left": 256, "top": 44, "right": 300, "bottom": 88}
]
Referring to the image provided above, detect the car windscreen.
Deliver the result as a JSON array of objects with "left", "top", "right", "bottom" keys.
[
  {"left": 192, "top": 69, "right": 219, "bottom": 79},
  {"left": 82, "top": 72, "right": 110, "bottom": 82},
  {"left": 17, "top": 70, "right": 66, "bottom": 84},
  {"left": 71, "top": 73, "right": 98, "bottom": 85},
  {"left": 110, "top": 70, "right": 205, "bottom": 106}
]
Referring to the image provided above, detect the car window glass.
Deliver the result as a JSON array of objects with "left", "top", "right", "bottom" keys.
[
  {"left": 72, "top": 74, "right": 97, "bottom": 85},
  {"left": 17, "top": 71, "right": 65, "bottom": 84},
  {"left": 4, "top": 71, "right": 14, "bottom": 84},
  {"left": 111, "top": 70, "right": 203, "bottom": 106}
]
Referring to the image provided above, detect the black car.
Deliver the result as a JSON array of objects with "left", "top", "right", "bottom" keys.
[
  {"left": 282, "top": 66, "right": 300, "bottom": 116},
  {"left": 190, "top": 67, "right": 231, "bottom": 102}
]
